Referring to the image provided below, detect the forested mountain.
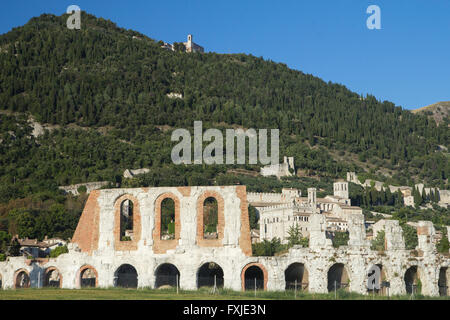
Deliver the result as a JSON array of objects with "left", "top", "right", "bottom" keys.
[{"left": 0, "top": 12, "right": 448, "bottom": 240}]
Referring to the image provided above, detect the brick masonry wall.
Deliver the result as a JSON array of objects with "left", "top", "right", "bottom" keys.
[
  {"left": 71, "top": 190, "right": 101, "bottom": 254},
  {"left": 240, "top": 262, "right": 268, "bottom": 291},
  {"left": 237, "top": 186, "right": 253, "bottom": 256},
  {"left": 113, "top": 194, "right": 142, "bottom": 251}
]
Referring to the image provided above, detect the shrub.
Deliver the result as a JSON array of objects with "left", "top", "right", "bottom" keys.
[
  {"left": 371, "top": 230, "right": 385, "bottom": 251},
  {"left": 77, "top": 185, "right": 87, "bottom": 194},
  {"left": 49, "top": 245, "right": 69, "bottom": 258},
  {"left": 332, "top": 232, "right": 349, "bottom": 248}
]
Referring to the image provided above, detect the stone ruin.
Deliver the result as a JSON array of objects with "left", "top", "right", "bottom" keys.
[{"left": 0, "top": 185, "right": 449, "bottom": 296}]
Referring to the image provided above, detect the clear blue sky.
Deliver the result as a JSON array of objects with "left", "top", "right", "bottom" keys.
[{"left": 1, "top": 0, "right": 449, "bottom": 110}]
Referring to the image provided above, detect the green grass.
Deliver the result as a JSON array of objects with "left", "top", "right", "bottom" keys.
[{"left": 0, "top": 287, "right": 449, "bottom": 300}]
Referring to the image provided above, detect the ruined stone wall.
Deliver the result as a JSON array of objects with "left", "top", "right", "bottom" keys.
[
  {"left": 0, "top": 186, "right": 449, "bottom": 297},
  {"left": 58, "top": 181, "right": 110, "bottom": 196}
]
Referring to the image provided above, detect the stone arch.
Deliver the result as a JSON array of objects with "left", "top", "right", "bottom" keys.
[
  {"left": 153, "top": 193, "right": 181, "bottom": 254},
  {"left": 438, "top": 266, "right": 449, "bottom": 296},
  {"left": 404, "top": 265, "right": 420, "bottom": 294},
  {"left": 197, "top": 262, "right": 224, "bottom": 288},
  {"left": 196, "top": 191, "right": 225, "bottom": 247},
  {"left": 78, "top": 265, "right": 98, "bottom": 288},
  {"left": 14, "top": 269, "right": 30, "bottom": 289},
  {"left": 327, "top": 263, "right": 350, "bottom": 292},
  {"left": 44, "top": 267, "right": 62, "bottom": 288},
  {"left": 154, "top": 263, "right": 180, "bottom": 289},
  {"left": 114, "top": 264, "right": 138, "bottom": 288},
  {"left": 114, "top": 194, "right": 141, "bottom": 251},
  {"left": 241, "top": 263, "right": 268, "bottom": 291},
  {"left": 284, "top": 262, "right": 309, "bottom": 291}
]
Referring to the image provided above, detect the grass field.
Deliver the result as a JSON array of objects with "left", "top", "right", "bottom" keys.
[{"left": 0, "top": 287, "right": 449, "bottom": 300}]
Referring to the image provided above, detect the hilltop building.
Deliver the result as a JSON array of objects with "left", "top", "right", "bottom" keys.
[{"left": 160, "top": 34, "right": 204, "bottom": 53}]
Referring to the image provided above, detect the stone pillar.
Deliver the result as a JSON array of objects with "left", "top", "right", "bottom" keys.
[
  {"left": 307, "top": 188, "right": 317, "bottom": 212},
  {"left": 417, "top": 221, "right": 436, "bottom": 253},
  {"left": 309, "top": 214, "right": 332, "bottom": 248},
  {"left": 348, "top": 213, "right": 369, "bottom": 247},
  {"left": 384, "top": 220, "right": 405, "bottom": 250}
]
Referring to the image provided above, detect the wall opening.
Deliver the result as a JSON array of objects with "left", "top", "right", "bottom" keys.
[
  {"left": 197, "top": 262, "right": 224, "bottom": 288},
  {"left": 203, "top": 197, "right": 218, "bottom": 239},
  {"left": 15, "top": 270, "right": 30, "bottom": 288},
  {"left": 285, "top": 263, "right": 309, "bottom": 291},
  {"left": 114, "top": 264, "right": 138, "bottom": 288},
  {"left": 161, "top": 198, "right": 175, "bottom": 240},
  {"left": 244, "top": 266, "right": 264, "bottom": 291},
  {"left": 80, "top": 267, "right": 97, "bottom": 288},
  {"left": 438, "top": 267, "right": 449, "bottom": 297},
  {"left": 327, "top": 263, "right": 349, "bottom": 292},
  {"left": 44, "top": 268, "right": 61, "bottom": 288},
  {"left": 120, "top": 199, "right": 134, "bottom": 241},
  {"left": 404, "top": 266, "right": 420, "bottom": 294},
  {"left": 155, "top": 263, "right": 180, "bottom": 289}
]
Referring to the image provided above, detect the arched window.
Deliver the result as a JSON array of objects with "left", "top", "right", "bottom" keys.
[
  {"left": 203, "top": 197, "right": 218, "bottom": 239},
  {"left": 15, "top": 270, "right": 30, "bottom": 289},
  {"left": 114, "top": 264, "right": 138, "bottom": 288},
  {"left": 44, "top": 268, "right": 61, "bottom": 288},
  {"left": 405, "top": 266, "right": 420, "bottom": 295},
  {"left": 120, "top": 199, "right": 133, "bottom": 241},
  {"left": 285, "top": 263, "right": 309, "bottom": 291},
  {"left": 80, "top": 266, "right": 97, "bottom": 288},
  {"left": 327, "top": 263, "right": 349, "bottom": 292},
  {"left": 243, "top": 266, "right": 264, "bottom": 291},
  {"left": 197, "top": 262, "right": 224, "bottom": 289},
  {"left": 161, "top": 198, "right": 175, "bottom": 240},
  {"left": 155, "top": 263, "right": 180, "bottom": 289}
]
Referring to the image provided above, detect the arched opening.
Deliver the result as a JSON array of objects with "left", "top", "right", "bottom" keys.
[
  {"left": 203, "top": 197, "right": 218, "bottom": 239},
  {"left": 197, "top": 262, "right": 224, "bottom": 288},
  {"left": 438, "top": 267, "right": 449, "bottom": 297},
  {"left": 244, "top": 266, "right": 264, "bottom": 291},
  {"left": 285, "top": 263, "right": 309, "bottom": 291},
  {"left": 80, "top": 266, "right": 97, "bottom": 288},
  {"left": 114, "top": 264, "right": 138, "bottom": 288},
  {"left": 327, "top": 263, "right": 349, "bottom": 292},
  {"left": 404, "top": 266, "right": 420, "bottom": 294},
  {"left": 15, "top": 270, "right": 30, "bottom": 288},
  {"left": 120, "top": 199, "right": 134, "bottom": 241},
  {"left": 161, "top": 198, "right": 175, "bottom": 240},
  {"left": 44, "top": 268, "right": 61, "bottom": 288},
  {"left": 0, "top": 274, "right": 2, "bottom": 289},
  {"left": 155, "top": 263, "right": 180, "bottom": 289}
]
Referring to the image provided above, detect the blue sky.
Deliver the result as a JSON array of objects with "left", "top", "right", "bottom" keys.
[{"left": 1, "top": 1, "right": 449, "bottom": 110}]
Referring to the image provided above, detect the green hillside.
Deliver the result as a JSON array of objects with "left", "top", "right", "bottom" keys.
[{"left": 0, "top": 12, "right": 449, "bottom": 241}]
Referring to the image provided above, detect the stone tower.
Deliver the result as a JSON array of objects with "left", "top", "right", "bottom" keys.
[
  {"left": 308, "top": 188, "right": 317, "bottom": 208},
  {"left": 334, "top": 181, "right": 349, "bottom": 199}
]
